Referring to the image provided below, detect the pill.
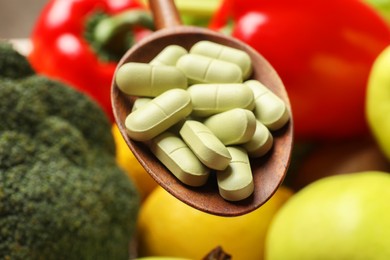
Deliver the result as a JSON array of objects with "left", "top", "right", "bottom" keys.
[
  {"left": 149, "top": 132, "right": 210, "bottom": 187},
  {"left": 242, "top": 120, "right": 273, "bottom": 157},
  {"left": 179, "top": 120, "right": 231, "bottom": 170},
  {"left": 167, "top": 117, "right": 188, "bottom": 135},
  {"left": 131, "top": 100, "right": 187, "bottom": 135},
  {"left": 245, "top": 80, "right": 290, "bottom": 130},
  {"left": 116, "top": 62, "right": 187, "bottom": 97},
  {"left": 132, "top": 97, "right": 152, "bottom": 112},
  {"left": 217, "top": 146, "right": 254, "bottom": 201},
  {"left": 187, "top": 83, "right": 255, "bottom": 117},
  {"left": 190, "top": 40, "right": 253, "bottom": 79},
  {"left": 176, "top": 54, "right": 242, "bottom": 84},
  {"left": 203, "top": 108, "right": 257, "bottom": 145},
  {"left": 150, "top": 45, "right": 188, "bottom": 66},
  {"left": 125, "top": 89, "right": 192, "bottom": 141}
]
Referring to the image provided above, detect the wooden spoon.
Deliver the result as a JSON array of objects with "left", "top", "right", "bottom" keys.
[{"left": 111, "top": 0, "right": 293, "bottom": 216}]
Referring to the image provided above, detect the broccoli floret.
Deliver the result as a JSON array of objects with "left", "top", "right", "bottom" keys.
[
  {"left": 35, "top": 116, "right": 90, "bottom": 166},
  {"left": 0, "top": 41, "right": 35, "bottom": 79},
  {"left": 0, "top": 79, "right": 46, "bottom": 134},
  {"left": 0, "top": 155, "right": 138, "bottom": 260},
  {"left": 0, "top": 42, "right": 140, "bottom": 259},
  {"left": 0, "top": 131, "right": 38, "bottom": 170},
  {"left": 18, "top": 75, "right": 116, "bottom": 153}
]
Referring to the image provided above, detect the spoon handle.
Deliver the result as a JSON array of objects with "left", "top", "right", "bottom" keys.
[{"left": 148, "top": 0, "right": 182, "bottom": 29}]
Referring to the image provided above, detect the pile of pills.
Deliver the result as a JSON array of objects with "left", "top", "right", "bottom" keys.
[{"left": 115, "top": 41, "right": 290, "bottom": 201}]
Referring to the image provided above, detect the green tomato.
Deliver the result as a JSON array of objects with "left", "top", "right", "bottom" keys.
[
  {"left": 366, "top": 45, "right": 390, "bottom": 160},
  {"left": 265, "top": 172, "right": 390, "bottom": 260}
]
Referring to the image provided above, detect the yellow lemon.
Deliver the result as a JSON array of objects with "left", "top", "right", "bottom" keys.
[
  {"left": 112, "top": 124, "right": 158, "bottom": 200},
  {"left": 137, "top": 186, "right": 293, "bottom": 260}
]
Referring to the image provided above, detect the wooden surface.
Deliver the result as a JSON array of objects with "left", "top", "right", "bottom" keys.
[{"left": 149, "top": 0, "right": 182, "bottom": 29}]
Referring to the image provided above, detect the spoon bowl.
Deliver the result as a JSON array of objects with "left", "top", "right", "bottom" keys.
[{"left": 111, "top": 0, "right": 293, "bottom": 216}]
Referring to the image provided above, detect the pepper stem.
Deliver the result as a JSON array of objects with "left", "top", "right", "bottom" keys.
[{"left": 87, "top": 10, "right": 155, "bottom": 61}]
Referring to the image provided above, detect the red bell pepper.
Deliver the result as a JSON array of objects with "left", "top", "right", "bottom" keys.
[
  {"left": 29, "top": 0, "right": 154, "bottom": 121},
  {"left": 210, "top": 0, "right": 390, "bottom": 141}
]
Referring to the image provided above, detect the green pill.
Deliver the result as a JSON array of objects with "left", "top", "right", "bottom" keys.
[
  {"left": 190, "top": 40, "right": 253, "bottom": 79},
  {"left": 180, "top": 120, "right": 231, "bottom": 171},
  {"left": 217, "top": 146, "right": 254, "bottom": 201},
  {"left": 125, "top": 89, "right": 192, "bottom": 141},
  {"left": 116, "top": 62, "right": 187, "bottom": 97},
  {"left": 245, "top": 80, "right": 290, "bottom": 131},
  {"left": 187, "top": 83, "right": 255, "bottom": 117},
  {"left": 176, "top": 54, "right": 243, "bottom": 84},
  {"left": 242, "top": 120, "right": 273, "bottom": 158},
  {"left": 132, "top": 97, "right": 152, "bottom": 112},
  {"left": 150, "top": 132, "right": 210, "bottom": 187},
  {"left": 203, "top": 108, "right": 257, "bottom": 145},
  {"left": 150, "top": 45, "right": 188, "bottom": 66}
]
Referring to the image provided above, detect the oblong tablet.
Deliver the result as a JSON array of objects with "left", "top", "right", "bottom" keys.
[
  {"left": 245, "top": 80, "right": 290, "bottom": 130},
  {"left": 150, "top": 132, "right": 210, "bottom": 187},
  {"left": 116, "top": 62, "right": 187, "bottom": 96},
  {"left": 150, "top": 45, "right": 188, "bottom": 66},
  {"left": 179, "top": 120, "right": 231, "bottom": 170},
  {"left": 176, "top": 54, "right": 242, "bottom": 84},
  {"left": 203, "top": 108, "right": 257, "bottom": 145},
  {"left": 190, "top": 40, "right": 253, "bottom": 79},
  {"left": 242, "top": 120, "right": 273, "bottom": 157},
  {"left": 187, "top": 83, "right": 255, "bottom": 117},
  {"left": 217, "top": 146, "right": 254, "bottom": 201},
  {"left": 125, "top": 89, "right": 192, "bottom": 141},
  {"left": 132, "top": 97, "right": 152, "bottom": 112}
]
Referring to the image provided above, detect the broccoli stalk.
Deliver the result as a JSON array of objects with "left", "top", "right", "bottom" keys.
[{"left": 0, "top": 41, "right": 140, "bottom": 259}]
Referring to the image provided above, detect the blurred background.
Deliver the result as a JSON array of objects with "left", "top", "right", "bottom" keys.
[{"left": 0, "top": 0, "right": 47, "bottom": 38}]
